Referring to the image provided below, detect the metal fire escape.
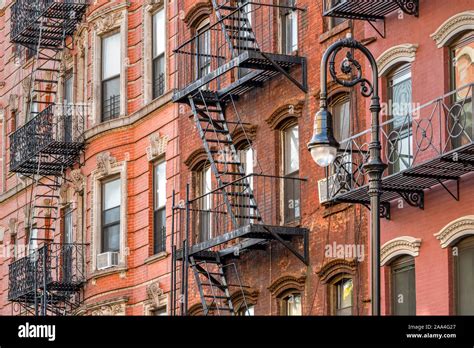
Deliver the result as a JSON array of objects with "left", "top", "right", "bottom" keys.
[
  {"left": 8, "top": 0, "right": 89, "bottom": 316},
  {"left": 171, "top": 0, "right": 309, "bottom": 316}
]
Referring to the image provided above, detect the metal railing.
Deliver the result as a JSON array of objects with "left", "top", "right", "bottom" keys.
[
  {"left": 8, "top": 243, "right": 86, "bottom": 301},
  {"left": 173, "top": 174, "right": 306, "bottom": 250},
  {"left": 102, "top": 95, "right": 120, "bottom": 122},
  {"left": 11, "top": 0, "right": 89, "bottom": 43},
  {"left": 9, "top": 103, "right": 88, "bottom": 171},
  {"left": 153, "top": 73, "right": 166, "bottom": 99},
  {"left": 323, "top": 83, "right": 473, "bottom": 201},
  {"left": 175, "top": 0, "right": 304, "bottom": 93}
]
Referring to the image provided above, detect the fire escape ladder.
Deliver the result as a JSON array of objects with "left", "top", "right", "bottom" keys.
[
  {"left": 189, "top": 91, "right": 262, "bottom": 227},
  {"left": 190, "top": 253, "right": 251, "bottom": 316}
]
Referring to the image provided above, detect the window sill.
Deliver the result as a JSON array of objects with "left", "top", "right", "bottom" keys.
[
  {"left": 319, "top": 21, "right": 351, "bottom": 44},
  {"left": 144, "top": 251, "right": 169, "bottom": 265},
  {"left": 88, "top": 265, "right": 128, "bottom": 281},
  {"left": 282, "top": 219, "right": 302, "bottom": 228}
]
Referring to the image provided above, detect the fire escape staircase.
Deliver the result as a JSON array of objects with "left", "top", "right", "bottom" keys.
[
  {"left": 172, "top": 1, "right": 309, "bottom": 315},
  {"left": 8, "top": 0, "right": 88, "bottom": 316}
]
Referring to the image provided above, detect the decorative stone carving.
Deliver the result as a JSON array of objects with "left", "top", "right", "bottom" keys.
[
  {"left": 8, "top": 218, "right": 18, "bottom": 236},
  {"left": 183, "top": 1, "right": 212, "bottom": 27},
  {"left": 434, "top": 216, "right": 474, "bottom": 248},
  {"left": 146, "top": 133, "right": 168, "bottom": 161},
  {"left": 87, "top": 297, "right": 128, "bottom": 316},
  {"left": 145, "top": 0, "right": 164, "bottom": 12},
  {"left": 70, "top": 169, "right": 86, "bottom": 192},
  {"left": 266, "top": 100, "right": 305, "bottom": 130},
  {"left": 22, "top": 76, "right": 31, "bottom": 93},
  {"left": 376, "top": 43, "right": 418, "bottom": 76},
  {"left": 431, "top": 11, "right": 474, "bottom": 48},
  {"left": 96, "top": 152, "right": 117, "bottom": 176},
  {"left": 380, "top": 236, "right": 422, "bottom": 266},
  {"left": 9, "top": 94, "right": 19, "bottom": 112},
  {"left": 147, "top": 282, "right": 167, "bottom": 308},
  {"left": 231, "top": 124, "right": 258, "bottom": 145},
  {"left": 268, "top": 274, "right": 306, "bottom": 296},
  {"left": 316, "top": 258, "right": 357, "bottom": 284},
  {"left": 93, "top": 11, "right": 124, "bottom": 35}
]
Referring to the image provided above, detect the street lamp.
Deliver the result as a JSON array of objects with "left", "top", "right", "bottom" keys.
[{"left": 308, "top": 36, "right": 387, "bottom": 316}]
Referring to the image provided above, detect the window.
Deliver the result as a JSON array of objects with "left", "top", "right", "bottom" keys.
[
  {"left": 282, "top": 124, "right": 300, "bottom": 223},
  {"left": 101, "top": 178, "right": 121, "bottom": 252},
  {"left": 63, "top": 206, "right": 74, "bottom": 282},
  {"left": 152, "top": 9, "right": 166, "bottom": 99},
  {"left": 239, "top": 146, "right": 254, "bottom": 225},
  {"left": 102, "top": 32, "right": 121, "bottom": 121},
  {"left": 326, "top": 0, "right": 346, "bottom": 30},
  {"left": 151, "top": 307, "right": 167, "bottom": 316},
  {"left": 455, "top": 236, "right": 474, "bottom": 315},
  {"left": 28, "top": 226, "right": 38, "bottom": 255},
  {"left": 27, "top": 96, "right": 38, "bottom": 123},
  {"left": 196, "top": 20, "right": 211, "bottom": 80},
  {"left": 391, "top": 256, "right": 416, "bottom": 315},
  {"left": 388, "top": 64, "right": 413, "bottom": 174},
  {"left": 153, "top": 161, "right": 166, "bottom": 254},
  {"left": 332, "top": 277, "right": 353, "bottom": 316},
  {"left": 237, "top": 305, "right": 255, "bottom": 316},
  {"left": 198, "top": 166, "right": 212, "bottom": 242},
  {"left": 450, "top": 31, "right": 473, "bottom": 149},
  {"left": 63, "top": 74, "right": 73, "bottom": 142},
  {"left": 280, "top": 0, "right": 298, "bottom": 54},
  {"left": 281, "top": 293, "right": 302, "bottom": 315},
  {"left": 329, "top": 94, "right": 351, "bottom": 176},
  {"left": 64, "top": 206, "right": 73, "bottom": 244}
]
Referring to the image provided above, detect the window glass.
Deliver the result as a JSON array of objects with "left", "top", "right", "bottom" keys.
[
  {"left": 64, "top": 207, "right": 73, "bottom": 244},
  {"left": 197, "top": 21, "right": 211, "bottom": 79},
  {"left": 391, "top": 256, "right": 416, "bottom": 315},
  {"left": 104, "top": 179, "right": 121, "bottom": 210},
  {"left": 154, "top": 161, "right": 166, "bottom": 254},
  {"left": 102, "top": 178, "right": 121, "bottom": 253},
  {"left": 153, "top": 9, "right": 166, "bottom": 58},
  {"left": 285, "top": 294, "right": 302, "bottom": 316},
  {"left": 102, "top": 33, "right": 121, "bottom": 80},
  {"left": 281, "top": 0, "right": 298, "bottom": 54},
  {"left": 335, "top": 277, "right": 353, "bottom": 316},
  {"left": 154, "top": 161, "right": 166, "bottom": 209},
  {"left": 284, "top": 125, "right": 299, "bottom": 175},
  {"left": 199, "top": 166, "right": 212, "bottom": 242},
  {"left": 456, "top": 237, "right": 474, "bottom": 315}
]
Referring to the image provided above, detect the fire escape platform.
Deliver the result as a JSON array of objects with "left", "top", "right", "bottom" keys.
[
  {"left": 176, "top": 224, "right": 308, "bottom": 261},
  {"left": 330, "top": 142, "right": 474, "bottom": 206},
  {"left": 323, "top": 0, "right": 419, "bottom": 21},
  {"left": 172, "top": 50, "right": 305, "bottom": 104}
]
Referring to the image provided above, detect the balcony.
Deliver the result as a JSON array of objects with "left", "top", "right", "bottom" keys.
[
  {"left": 9, "top": 103, "right": 87, "bottom": 176},
  {"left": 11, "top": 0, "right": 89, "bottom": 48},
  {"left": 320, "top": 84, "right": 474, "bottom": 217},
  {"left": 173, "top": 1, "right": 307, "bottom": 104},
  {"left": 8, "top": 243, "right": 86, "bottom": 302},
  {"left": 173, "top": 174, "right": 308, "bottom": 262},
  {"left": 323, "top": 0, "right": 419, "bottom": 21}
]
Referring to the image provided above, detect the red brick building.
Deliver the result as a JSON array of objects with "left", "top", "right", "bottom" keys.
[
  {"left": 0, "top": 0, "right": 471, "bottom": 317},
  {"left": 323, "top": 0, "right": 474, "bottom": 315}
]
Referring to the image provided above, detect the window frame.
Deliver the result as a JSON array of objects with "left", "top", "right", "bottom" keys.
[
  {"left": 329, "top": 274, "right": 354, "bottom": 316},
  {"left": 279, "top": 0, "right": 298, "bottom": 54},
  {"left": 280, "top": 291, "right": 302, "bottom": 316},
  {"left": 195, "top": 19, "right": 211, "bottom": 81},
  {"left": 197, "top": 165, "right": 212, "bottom": 243},
  {"left": 454, "top": 236, "right": 474, "bottom": 315},
  {"left": 390, "top": 255, "right": 416, "bottom": 315},
  {"left": 281, "top": 121, "right": 300, "bottom": 224},
  {"left": 101, "top": 176, "right": 121, "bottom": 253},
  {"left": 152, "top": 7, "right": 166, "bottom": 99},
  {"left": 101, "top": 31, "right": 121, "bottom": 122},
  {"left": 153, "top": 160, "right": 167, "bottom": 254}
]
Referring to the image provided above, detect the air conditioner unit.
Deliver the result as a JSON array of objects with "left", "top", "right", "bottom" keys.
[
  {"left": 318, "top": 174, "right": 348, "bottom": 204},
  {"left": 97, "top": 252, "right": 119, "bottom": 270}
]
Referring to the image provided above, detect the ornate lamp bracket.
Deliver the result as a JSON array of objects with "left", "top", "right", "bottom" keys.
[{"left": 395, "top": 0, "right": 419, "bottom": 17}]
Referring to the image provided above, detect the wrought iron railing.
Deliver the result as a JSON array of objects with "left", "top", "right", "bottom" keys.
[
  {"left": 153, "top": 73, "right": 166, "bottom": 99},
  {"left": 8, "top": 243, "right": 86, "bottom": 301},
  {"left": 173, "top": 174, "right": 306, "bottom": 250},
  {"left": 9, "top": 103, "right": 88, "bottom": 172},
  {"left": 322, "top": 0, "right": 419, "bottom": 21},
  {"left": 174, "top": 0, "right": 304, "bottom": 93},
  {"left": 11, "top": 0, "right": 89, "bottom": 45},
  {"left": 322, "top": 83, "right": 473, "bottom": 202},
  {"left": 102, "top": 95, "right": 120, "bottom": 122}
]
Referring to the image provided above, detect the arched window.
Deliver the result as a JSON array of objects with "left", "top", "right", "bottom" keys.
[
  {"left": 387, "top": 63, "right": 413, "bottom": 174},
  {"left": 329, "top": 274, "right": 353, "bottom": 316},
  {"left": 281, "top": 121, "right": 300, "bottom": 223},
  {"left": 455, "top": 236, "right": 474, "bottom": 315},
  {"left": 390, "top": 255, "right": 416, "bottom": 315},
  {"left": 196, "top": 19, "right": 211, "bottom": 80},
  {"left": 450, "top": 30, "right": 474, "bottom": 149}
]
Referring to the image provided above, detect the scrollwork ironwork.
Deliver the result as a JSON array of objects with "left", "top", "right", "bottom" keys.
[{"left": 395, "top": 0, "right": 419, "bottom": 17}]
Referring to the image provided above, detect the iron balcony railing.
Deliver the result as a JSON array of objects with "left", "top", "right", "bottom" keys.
[
  {"left": 323, "top": 0, "right": 419, "bottom": 21},
  {"left": 174, "top": 0, "right": 305, "bottom": 96},
  {"left": 8, "top": 243, "right": 86, "bottom": 301},
  {"left": 173, "top": 174, "right": 306, "bottom": 251},
  {"left": 11, "top": 0, "right": 89, "bottom": 47},
  {"left": 102, "top": 95, "right": 120, "bottom": 122},
  {"left": 321, "top": 83, "right": 473, "bottom": 203},
  {"left": 9, "top": 103, "right": 88, "bottom": 173},
  {"left": 153, "top": 73, "right": 166, "bottom": 99}
]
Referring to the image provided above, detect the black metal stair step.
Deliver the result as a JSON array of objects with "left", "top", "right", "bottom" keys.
[
  {"left": 234, "top": 215, "right": 261, "bottom": 220},
  {"left": 225, "top": 25, "right": 252, "bottom": 32},
  {"left": 203, "top": 128, "right": 228, "bottom": 134},
  {"left": 231, "top": 203, "right": 258, "bottom": 208},
  {"left": 218, "top": 171, "right": 246, "bottom": 176},
  {"left": 37, "top": 68, "right": 61, "bottom": 73},
  {"left": 218, "top": 5, "right": 238, "bottom": 11},
  {"left": 32, "top": 216, "right": 57, "bottom": 220},
  {"left": 35, "top": 227, "right": 55, "bottom": 230},
  {"left": 34, "top": 205, "right": 58, "bottom": 209},
  {"left": 195, "top": 107, "right": 221, "bottom": 113},
  {"left": 223, "top": 191, "right": 253, "bottom": 197},
  {"left": 222, "top": 181, "right": 249, "bottom": 186},
  {"left": 233, "top": 46, "right": 260, "bottom": 51},
  {"left": 205, "top": 139, "right": 233, "bottom": 144},
  {"left": 203, "top": 295, "right": 229, "bottom": 299},
  {"left": 33, "top": 89, "right": 56, "bottom": 94},
  {"left": 229, "top": 35, "right": 255, "bottom": 41},
  {"left": 38, "top": 57, "right": 62, "bottom": 62},
  {"left": 216, "top": 160, "right": 241, "bottom": 165},
  {"left": 207, "top": 306, "right": 233, "bottom": 311},
  {"left": 35, "top": 79, "right": 59, "bottom": 84},
  {"left": 199, "top": 271, "right": 222, "bottom": 276},
  {"left": 34, "top": 101, "right": 55, "bottom": 105},
  {"left": 36, "top": 194, "right": 60, "bottom": 198}
]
